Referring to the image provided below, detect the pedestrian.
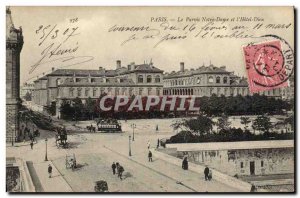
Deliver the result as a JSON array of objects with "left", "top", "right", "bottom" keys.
[
  {"left": 148, "top": 151, "right": 153, "bottom": 162},
  {"left": 204, "top": 166, "right": 209, "bottom": 181},
  {"left": 147, "top": 140, "right": 151, "bottom": 149},
  {"left": 112, "top": 162, "right": 116, "bottom": 175},
  {"left": 48, "top": 164, "right": 53, "bottom": 178},
  {"left": 157, "top": 138, "right": 160, "bottom": 149},
  {"left": 182, "top": 157, "right": 188, "bottom": 170},
  {"left": 116, "top": 162, "right": 120, "bottom": 174},
  {"left": 30, "top": 141, "right": 33, "bottom": 150},
  {"left": 118, "top": 165, "right": 124, "bottom": 180},
  {"left": 208, "top": 170, "right": 212, "bottom": 181}
]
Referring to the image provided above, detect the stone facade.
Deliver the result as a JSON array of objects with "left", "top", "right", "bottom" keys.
[
  {"left": 32, "top": 61, "right": 164, "bottom": 115},
  {"left": 171, "top": 141, "right": 294, "bottom": 177},
  {"left": 163, "top": 62, "right": 294, "bottom": 99},
  {"left": 6, "top": 8, "right": 23, "bottom": 142},
  {"left": 179, "top": 148, "right": 294, "bottom": 176}
]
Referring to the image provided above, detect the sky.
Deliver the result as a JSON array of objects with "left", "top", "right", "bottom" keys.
[{"left": 9, "top": 6, "right": 294, "bottom": 84}]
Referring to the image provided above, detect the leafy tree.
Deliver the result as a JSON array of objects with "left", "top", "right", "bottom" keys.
[
  {"left": 60, "top": 100, "right": 74, "bottom": 119},
  {"left": 72, "top": 97, "right": 83, "bottom": 121},
  {"left": 252, "top": 115, "right": 272, "bottom": 134},
  {"left": 216, "top": 114, "right": 231, "bottom": 132},
  {"left": 240, "top": 116, "right": 251, "bottom": 131},
  {"left": 24, "top": 92, "right": 32, "bottom": 101},
  {"left": 86, "top": 97, "right": 96, "bottom": 120},
  {"left": 172, "top": 114, "right": 213, "bottom": 136}
]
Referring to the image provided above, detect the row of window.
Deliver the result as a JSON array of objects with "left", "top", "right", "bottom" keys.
[
  {"left": 137, "top": 75, "right": 161, "bottom": 83},
  {"left": 167, "top": 76, "right": 229, "bottom": 86},
  {"left": 65, "top": 87, "right": 161, "bottom": 97}
]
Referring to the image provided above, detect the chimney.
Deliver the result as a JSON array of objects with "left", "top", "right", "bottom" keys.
[
  {"left": 180, "top": 62, "right": 184, "bottom": 72},
  {"left": 220, "top": 66, "right": 226, "bottom": 70},
  {"left": 52, "top": 67, "right": 55, "bottom": 71},
  {"left": 116, "top": 60, "right": 121, "bottom": 69},
  {"left": 130, "top": 62, "right": 135, "bottom": 70}
]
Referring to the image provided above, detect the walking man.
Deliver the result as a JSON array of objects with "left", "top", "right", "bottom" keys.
[
  {"left": 112, "top": 162, "right": 116, "bottom": 175},
  {"left": 147, "top": 140, "right": 151, "bottom": 149},
  {"left": 48, "top": 164, "right": 53, "bottom": 178},
  {"left": 116, "top": 162, "right": 120, "bottom": 175},
  {"left": 30, "top": 141, "right": 33, "bottom": 150},
  {"left": 118, "top": 165, "right": 124, "bottom": 180},
  {"left": 204, "top": 166, "right": 209, "bottom": 181},
  {"left": 148, "top": 151, "right": 153, "bottom": 162}
]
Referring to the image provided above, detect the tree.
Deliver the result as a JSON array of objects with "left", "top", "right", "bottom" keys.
[
  {"left": 172, "top": 114, "right": 214, "bottom": 136},
  {"left": 60, "top": 100, "right": 74, "bottom": 120},
  {"left": 252, "top": 115, "right": 272, "bottom": 134},
  {"left": 216, "top": 114, "right": 231, "bottom": 132},
  {"left": 240, "top": 117, "right": 251, "bottom": 131},
  {"left": 86, "top": 97, "right": 96, "bottom": 120},
  {"left": 72, "top": 97, "right": 83, "bottom": 121},
  {"left": 24, "top": 92, "right": 32, "bottom": 101}
]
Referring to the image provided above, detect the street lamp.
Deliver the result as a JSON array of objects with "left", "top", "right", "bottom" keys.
[
  {"left": 45, "top": 138, "right": 48, "bottom": 161},
  {"left": 131, "top": 123, "right": 136, "bottom": 141},
  {"left": 129, "top": 135, "right": 132, "bottom": 156}
]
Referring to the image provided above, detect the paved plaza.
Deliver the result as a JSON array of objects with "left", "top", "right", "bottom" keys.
[{"left": 7, "top": 118, "right": 242, "bottom": 192}]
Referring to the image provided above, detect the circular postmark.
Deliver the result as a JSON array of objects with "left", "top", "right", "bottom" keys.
[
  {"left": 253, "top": 44, "right": 284, "bottom": 78},
  {"left": 244, "top": 35, "right": 294, "bottom": 89}
]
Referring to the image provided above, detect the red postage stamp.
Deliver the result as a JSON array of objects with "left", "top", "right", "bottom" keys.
[{"left": 243, "top": 40, "right": 290, "bottom": 93}]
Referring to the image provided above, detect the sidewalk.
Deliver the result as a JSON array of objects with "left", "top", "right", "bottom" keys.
[
  {"left": 103, "top": 144, "right": 239, "bottom": 192},
  {"left": 31, "top": 161, "right": 73, "bottom": 192}
]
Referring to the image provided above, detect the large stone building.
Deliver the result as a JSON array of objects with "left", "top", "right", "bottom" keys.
[
  {"left": 32, "top": 61, "right": 164, "bottom": 115},
  {"left": 6, "top": 8, "right": 23, "bottom": 142},
  {"left": 163, "top": 62, "right": 294, "bottom": 99},
  {"left": 20, "top": 82, "right": 34, "bottom": 100}
]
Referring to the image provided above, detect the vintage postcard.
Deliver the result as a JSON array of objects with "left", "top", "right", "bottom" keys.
[{"left": 6, "top": 6, "right": 295, "bottom": 193}]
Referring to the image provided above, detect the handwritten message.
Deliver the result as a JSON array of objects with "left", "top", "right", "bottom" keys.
[
  {"left": 108, "top": 16, "right": 292, "bottom": 48},
  {"left": 30, "top": 17, "right": 93, "bottom": 74}
]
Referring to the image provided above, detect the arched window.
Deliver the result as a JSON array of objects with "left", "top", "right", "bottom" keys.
[
  {"left": 138, "top": 75, "right": 143, "bottom": 83},
  {"left": 216, "top": 76, "right": 221, "bottom": 84},
  {"left": 147, "top": 75, "right": 152, "bottom": 83},
  {"left": 223, "top": 77, "right": 228, "bottom": 84},
  {"left": 56, "top": 78, "right": 61, "bottom": 86},
  {"left": 155, "top": 75, "right": 160, "bottom": 83},
  {"left": 197, "top": 77, "right": 201, "bottom": 84},
  {"left": 208, "top": 76, "right": 214, "bottom": 83}
]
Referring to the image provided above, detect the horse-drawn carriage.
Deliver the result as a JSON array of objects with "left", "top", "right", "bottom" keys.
[
  {"left": 65, "top": 153, "right": 77, "bottom": 170},
  {"left": 55, "top": 127, "right": 68, "bottom": 148}
]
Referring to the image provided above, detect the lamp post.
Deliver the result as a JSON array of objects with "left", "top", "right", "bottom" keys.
[
  {"left": 129, "top": 135, "right": 132, "bottom": 156},
  {"left": 45, "top": 138, "right": 48, "bottom": 161},
  {"left": 131, "top": 123, "right": 136, "bottom": 141}
]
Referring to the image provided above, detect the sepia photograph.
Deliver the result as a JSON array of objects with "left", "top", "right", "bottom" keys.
[{"left": 5, "top": 5, "right": 295, "bottom": 193}]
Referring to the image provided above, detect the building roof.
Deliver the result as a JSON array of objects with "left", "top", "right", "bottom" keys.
[
  {"left": 164, "top": 64, "right": 231, "bottom": 79},
  {"left": 47, "top": 69, "right": 116, "bottom": 77},
  {"left": 166, "top": 140, "right": 294, "bottom": 151},
  {"left": 230, "top": 77, "right": 249, "bottom": 86},
  {"left": 47, "top": 63, "right": 163, "bottom": 78},
  {"left": 120, "top": 64, "right": 163, "bottom": 74}
]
